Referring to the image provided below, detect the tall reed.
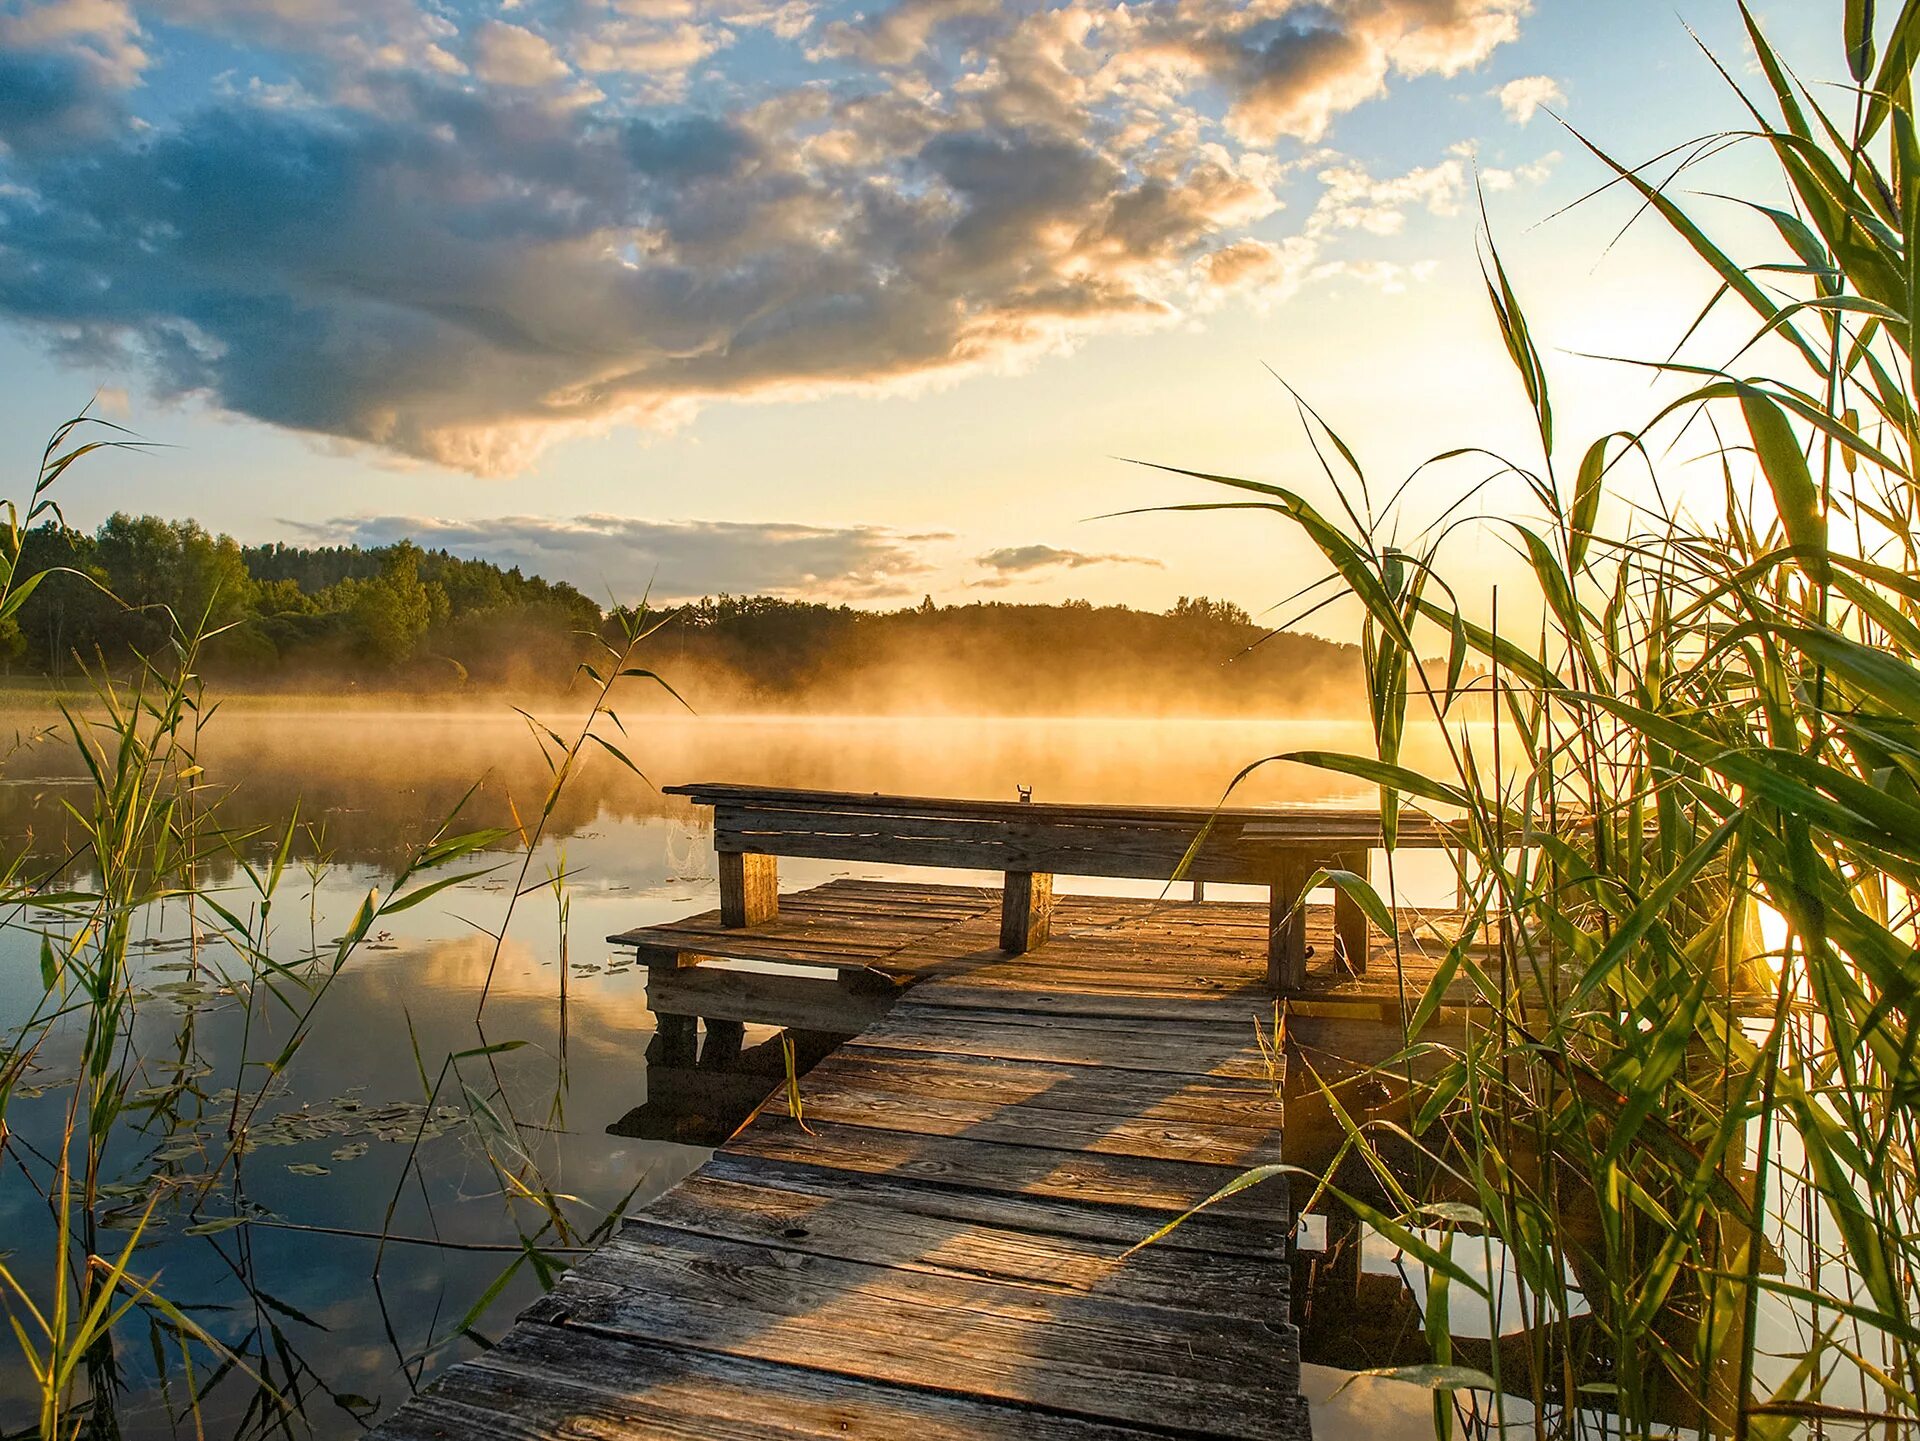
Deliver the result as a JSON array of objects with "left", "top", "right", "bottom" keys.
[
  {"left": 1168, "top": 5, "right": 1920, "bottom": 1434},
  {"left": 0, "top": 417, "right": 683, "bottom": 1435}
]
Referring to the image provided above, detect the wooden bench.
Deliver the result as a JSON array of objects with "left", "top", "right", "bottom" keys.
[{"left": 663, "top": 782, "right": 1454, "bottom": 991}]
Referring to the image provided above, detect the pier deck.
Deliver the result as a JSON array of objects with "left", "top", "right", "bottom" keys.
[{"left": 375, "top": 878, "right": 1483, "bottom": 1440}]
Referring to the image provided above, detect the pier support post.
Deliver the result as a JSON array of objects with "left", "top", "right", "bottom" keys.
[
  {"left": 648, "top": 1013, "right": 698, "bottom": 1068},
  {"left": 1000, "top": 871, "right": 1054, "bottom": 954},
  {"left": 1267, "top": 855, "right": 1314, "bottom": 993},
  {"left": 700, "top": 1017, "right": 745, "bottom": 1067},
  {"left": 1333, "top": 849, "right": 1369, "bottom": 974},
  {"left": 719, "top": 851, "right": 778, "bottom": 928}
]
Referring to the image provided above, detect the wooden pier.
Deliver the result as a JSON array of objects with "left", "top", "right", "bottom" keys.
[{"left": 375, "top": 787, "right": 1479, "bottom": 1441}]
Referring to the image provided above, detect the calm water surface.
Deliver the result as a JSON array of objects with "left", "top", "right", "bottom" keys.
[{"left": 0, "top": 707, "right": 1462, "bottom": 1437}]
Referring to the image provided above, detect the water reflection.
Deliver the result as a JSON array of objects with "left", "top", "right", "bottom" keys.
[
  {"left": 2, "top": 708, "right": 1416, "bottom": 1438},
  {"left": 0, "top": 708, "right": 1400, "bottom": 869}
]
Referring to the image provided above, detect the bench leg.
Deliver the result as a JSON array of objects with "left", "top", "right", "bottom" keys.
[
  {"left": 1334, "top": 848, "right": 1369, "bottom": 974},
  {"left": 719, "top": 851, "right": 778, "bottom": 928},
  {"left": 1000, "top": 871, "right": 1053, "bottom": 954},
  {"left": 1267, "top": 857, "right": 1313, "bottom": 993}
]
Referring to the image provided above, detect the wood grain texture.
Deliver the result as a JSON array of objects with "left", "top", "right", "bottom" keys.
[
  {"left": 524, "top": 1225, "right": 1303, "bottom": 1436},
  {"left": 669, "top": 780, "right": 1452, "bottom": 840},
  {"left": 1001, "top": 869, "right": 1054, "bottom": 952},
  {"left": 378, "top": 875, "right": 1331, "bottom": 1441},
  {"left": 379, "top": 1322, "right": 1227, "bottom": 1440},
  {"left": 638, "top": 1174, "right": 1294, "bottom": 1314},
  {"left": 720, "top": 850, "right": 780, "bottom": 927}
]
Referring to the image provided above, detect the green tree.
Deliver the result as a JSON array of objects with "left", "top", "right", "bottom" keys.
[{"left": 345, "top": 542, "right": 432, "bottom": 667}]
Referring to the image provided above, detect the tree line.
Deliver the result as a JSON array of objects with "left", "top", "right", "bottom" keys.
[
  {"left": 7, "top": 514, "right": 1368, "bottom": 712},
  {"left": 13, "top": 515, "right": 598, "bottom": 687}
]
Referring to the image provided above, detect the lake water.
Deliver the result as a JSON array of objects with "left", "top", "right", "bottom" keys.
[{"left": 0, "top": 705, "right": 1471, "bottom": 1437}]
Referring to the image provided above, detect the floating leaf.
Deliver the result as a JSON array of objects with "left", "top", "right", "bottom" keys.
[{"left": 183, "top": 1216, "right": 250, "bottom": 1237}]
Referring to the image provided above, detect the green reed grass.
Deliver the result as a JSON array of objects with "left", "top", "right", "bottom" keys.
[
  {"left": 0, "top": 414, "right": 691, "bottom": 1434},
  {"left": 1161, "top": 4, "right": 1920, "bottom": 1435}
]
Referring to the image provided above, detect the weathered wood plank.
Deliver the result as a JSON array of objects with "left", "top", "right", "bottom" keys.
[
  {"left": 855, "top": 1005, "right": 1280, "bottom": 1080},
  {"left": 697, "top": 1151, "right": 1286, "bottom": 1260},
  {"left": 647, "top": 963, "right": 903, "bottom": 1032},
  {"left": 379, "top": 1322, "right": 1194, "bottom": 1440},
  {"left": 715, "top": 815, "right": 1351, "bottom": 887},
  {"left": 727, "top": 1113, "right": 1288, "bottom": 1223},
  {"left": 804, "top": 1047, "right": 1285, "bottom": 1129},
  {"left": 381, "top": 874, "right": 1327, "bottom": 1441},
  {"left": 525, "top": 1225, "right": 1302, "bottom": 1437},
  {"left": 638, "top": 1174, "right": 1292, "bottom": 1314},
  {"left": 765, "top": 1078, "right": 1280, "bottom": 1167},
  {"left": 671, "top": 779, "right": 1453, "bottom": 841}
]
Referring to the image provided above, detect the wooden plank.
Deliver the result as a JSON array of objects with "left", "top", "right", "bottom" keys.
[
  {"left": 379, "top": 1321, "right": 1187, "bottom": 1440},
  {"left": 727, "top": 1113, "right": 1288, "bottom": 1224},
  {"left": 719, "top": 850, "right": 779, "bottom": 927},
  {"left": 1000, "top": 869, "right": 1053, "bottom": 952},
  {"left": 376, "top": 872, "right": 1353, "bottom": 1441},
  {"left": 803, "top": 1047, "right": 1285, "bottom": 1130},
  {"left": 639, "top": 1174, "right": 1292, "bottom": 1314},
  {"left": 670, "top": 779, "right": 1454, "bottom": 841},
  {"left": 921, "top": 984, "right": 1274, "bottom": 1022},
  {"left": 648, "top": 964, "right": 903, "bottom": 1032},
  {"left": 697, "top": 1151, "right": 1286, "bottom": 1260},
  {"left": 766, "top": 1082, "right": 1282, "bottom": 1168},
  {"left": 854, "top": 1005, "right": 1280, "bottom": 1081},
  {"left": 715, "top": 809, "right": 1354, "bottom": 886},
  {"left": 523, "top": 1225, "right": 1303, "bottom": 1437}
]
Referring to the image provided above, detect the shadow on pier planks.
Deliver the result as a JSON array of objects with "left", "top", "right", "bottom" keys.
[{"left": 371, "top": 879, "right": 1496, "bottom": 1440}]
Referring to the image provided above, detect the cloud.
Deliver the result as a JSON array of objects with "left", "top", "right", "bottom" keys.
[
  {"left": 0, "top": 0, "right": 148, "bottom": 151},
  {"left": 976, "top": 544, "right": 1163, "bottom": 573},
  {"left": 295, "top": 513, "right": 954, "bottom": 602},
  {"left": 1495, "top": 74, "right": 1563, "bottom": 125},
  {"left": 0, "top": 0, "right": 1531, "bottom": 473},
  {"left": 471, "top": 21, "right": 570, "bottom": 88}
]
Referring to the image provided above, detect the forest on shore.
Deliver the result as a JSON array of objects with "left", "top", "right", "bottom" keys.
[{"left": 4, "top": 514, "right": 1367, "bottom": 713}]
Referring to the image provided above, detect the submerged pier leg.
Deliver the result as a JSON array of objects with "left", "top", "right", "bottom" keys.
[
  {"left": 700, "top": 1017, "right": 745, "bottom": 1066},
  {"left": 648, "top": 1013, "right": 698, "bottom": 1068}
]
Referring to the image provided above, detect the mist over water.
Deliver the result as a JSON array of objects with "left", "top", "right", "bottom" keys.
[
  {"left": 1, "top": 706, "right": 1425, "bottom": 867},
  {"left": 0, "top": 703, "right": 1457, "bottom": 1437}
]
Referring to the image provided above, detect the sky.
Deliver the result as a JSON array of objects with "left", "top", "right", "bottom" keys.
[{"left": 0, "top": 0, "right": 1840, "bottom": 629}]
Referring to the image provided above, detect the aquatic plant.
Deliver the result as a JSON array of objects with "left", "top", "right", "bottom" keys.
[
  {"left": 0, "top": 414, "right": 694, "bottom": 1435},
  {"left": 1165, "top": 4, "right": 1920, "bottom": 1434}
]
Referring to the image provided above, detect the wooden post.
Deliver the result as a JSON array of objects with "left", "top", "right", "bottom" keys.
[
  {"left": 1333, "top": 848, "right": 1369, "bottom": 974},
  {"left": 1267, "top": 854, "right": 1313, "bottom": 993},
  {"left": 647, "top": 1012, "right": 698, "bottom": 1068},
  {"left": 1000, "top": 870, "right": 1053, "bottom": 953},
  {"left": 1192, "top": 879, "right": 1206, "bottom": 902},
  {"left": 699, "top": 1017, "right": 745, "bottom": 1067},
  {"left": 718, "top": 850, "right": 778, "bottom": 928}
]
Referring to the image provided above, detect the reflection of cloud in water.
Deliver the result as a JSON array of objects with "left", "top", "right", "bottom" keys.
[{"left": 1299, "top": 1364, "right": 1445, "bottom": 1438}]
